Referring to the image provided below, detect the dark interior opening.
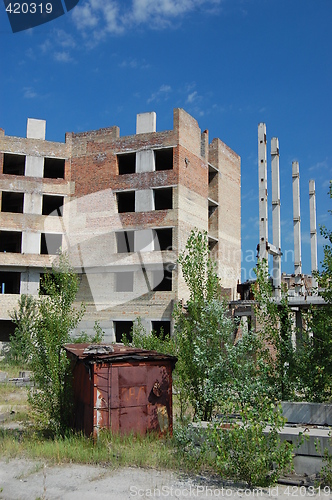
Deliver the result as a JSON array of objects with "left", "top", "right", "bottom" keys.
[
  {"left": 155, "top": 228, "right": 172, "bottom": 251},
  {"left": 0, "top": 320, "right": 16, "bottom": 342},
  {"left": 116, "top": 191, "right": 135, "bottom": 213},
  {"left": 0, "top": 272, "right": 20, "bottom": 294},
  {"left": 153, "top": 266, "right": 172, "bottom": 291},
  {"left": 1, "top": 191, "right": 24, "bottom": 213},
  {"left": 151, "top": 320, "right": 171, "bottom": 338},
  {"left": 0, "top": 231, "right": 22, "bottom": 253},
  {"left": 154, "top": 188, "right": 173, "bottom": 210},
  {"left": 118, "top": 153, "right": 136, "bottom": 175},
  {"left": 114, "top": 320, "right": 133, "bottom": 343},
  {"left": 154, "top": 148, "right": 173, "bottom": 171},
  {"left": 115, "top": 271, "right": 134, "bottom": 292},
  {"left": 40, "top": 233, "right": 62, "bottom": 255},
  {"left": 3, "top": 153, "right": 25, "bottom": 176},
  {"left": 209, "top": 169, "right": 218, "bottom": 184},
  {"left": 208, "top": 201, "right": 218, "bottom": 218},
  {"left": 42, "top": 195, "right": 64, "bottom": 216},
  {"left": 116, "top": 231, "right": 135, "bottom": 253},
  {"left": 44, "top": 158, "right": 65, "bottom": 179}
]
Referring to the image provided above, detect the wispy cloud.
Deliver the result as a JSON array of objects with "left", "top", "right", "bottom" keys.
[
  {"left": 72, "top": 0, "right": 222, "bottom": 42},
  {"left": 119, "top": 58, "right": 150, "bottom": 70},
  {"left": 147, "top": 84, "right": 172, "bottom": 103},
  {"left": 186, "top": 91, "right": 198, "bottom": 104},
  {"left": 54, "top": 51, "right": 74, "bottom": 63},
  {"left": 308, "top": 158, "right": 329, "bottom": 172},
  {"left": 23, "top": 87, "right": 38, "bottom": 99}
]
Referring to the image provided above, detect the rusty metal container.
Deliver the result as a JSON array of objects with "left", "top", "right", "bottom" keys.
[{"left": 64, "top": 343, "right": 177, "bottom": 437}]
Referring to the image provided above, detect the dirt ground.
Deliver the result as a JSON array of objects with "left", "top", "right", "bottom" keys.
[{"left": 0, "top": 460, "right": 326, "bottom": 500}]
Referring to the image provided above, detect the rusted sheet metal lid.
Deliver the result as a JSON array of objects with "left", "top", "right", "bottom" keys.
[{"left": 64, "top": 343, "right": 177, "bottom": 365}]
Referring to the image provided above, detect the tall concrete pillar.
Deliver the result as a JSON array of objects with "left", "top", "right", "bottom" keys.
[
  {"left": 258, "top": 123, "right": 268, "bottom": 261},
  {"left": 309, "top": 179, "right": 318, "bottom": 292},
  {"left": 26, "top": 118, "right": 46, "bottom": 178},
  {"left": 292, "top": 161, "right": 303, "bottom": 295},
  {"left": 136, "top": 150, "right": 155, "bottom": 172},
  {"left": 271, "top": 137, "right": 281, "bottom": 297}
]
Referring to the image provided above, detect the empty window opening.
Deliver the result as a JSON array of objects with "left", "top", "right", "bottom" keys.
[
  {"left": 116, "top": 191, "right": 135, "bottom": 213},
  {"left": 153, "top": 188, "right": 173, "bottom": 210},
  {"left": 0, "top": 272, "right": 20, "bottom": 294},
  {"left": 155, "top": 228, "right": 172, "bottom": 251},
  {"left": 151, "top": 320, "right": 171, "bottom": 339},
  {"left": 44, "top": 158, "right": 65, "bottom": 179},
  {"left": 1, "top": 192, "right": 24, "bottom": 213},
  {"left": 208, "top": 199, "right": 218, "bottom": 218},
  {"left": 209, "top": 168, "right": 218, "bottom": 184},
  {"left": 0, "top": 231, "right": 22, "bottom": 253},
  {"left": 114, "top": 320, "right": 133, "bottom": 343},
  {"left": 3, "top": 153, "right": 25, "bottom": 175},
  {"left": 40, "top": 233, "right": 62, "bottom": 255},
  {"left": 153, "top": 266, "right": 172, "bottom": 291},
  {"left": 208, "top": 238, "right": 218, "bottom": 252},
  {"left": 116, "top": 231, "right": 135, "bottom": 253},
  {"left": 115, "top": 271, "right": 134, "bottom": 292},
  {"left": 0, "top": 320, "right": 16, "bottom": 342},
  {"left": 154, "top": 148, "right": 173, "bottom": 171},
  {"left": 118, "top": 153, "right": 136, "bottom": 175},
  {"left": 42, "top": 195, "right": 64, "bottom": 216}
]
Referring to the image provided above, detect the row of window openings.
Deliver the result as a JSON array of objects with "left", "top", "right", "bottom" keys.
[
  {"left": 114, "top": 320, "right": 171, "bottom": 343},
  {"left": 118, "top": 149, "right": 173, "bottom": 175},
  {"left": 0, "top": 231, "right": 62, "bottom": 255},
  {"left": 0, "top": 318, "right": 171, "bottom": 343},
  {"left": 0, "top": 229, "right": 171, "bottom": 255},
  {"left": 0, "top": 268, "right": 172, "bottom": 295},
  {"left": 3, "top": 154, "right": 65, "bottom": 179},
  {"left": 117, "top": 187, "right": 172, "bottom": 213},
  {"left": 1, "top": 192, "right": 64, "bottom": 216}
]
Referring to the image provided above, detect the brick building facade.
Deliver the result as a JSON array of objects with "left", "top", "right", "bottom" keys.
[{"left": 0, "top": 108, "right": 241, "bottom": 342}]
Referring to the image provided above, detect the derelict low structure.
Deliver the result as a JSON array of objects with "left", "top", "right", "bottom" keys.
[{"left": 64, "top": 343, "right": 177, "bottom": 437}]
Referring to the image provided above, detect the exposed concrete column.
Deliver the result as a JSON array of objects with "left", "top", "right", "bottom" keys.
[
  {"left": 22, "top": 232, "right": 41, "bottom": 254},
  {"left": 23, "top": 192, "right": 42, "bottom": 214},
  {"left": 20, "top": 269, "right": 40, "bottom": 295},
  {"left": 27, "top": 118, "right": 46, "bottom": 139},
  {"left": 136, "top": 112, "right": 156, "bottom": 134},
  {"left": 134, "top": 190, "right": 155, "bottom": 252},
  {"left": 258, "top": 123, "right": 268, "bottom": 261},
  {"left": 292, "top": 161, "right": 303, "bottom": 295},
  {"left": 309, "top": 179, "right": 318, "bottom": 292},
  {"left": 271, "top": 137, "right": 281, "bottom": 297},
  {"left": 136, "top": 150, "right": 155, "bottom": 173},
  {"left": 25, "top": 118, "right": 46, "bottom": 178}
]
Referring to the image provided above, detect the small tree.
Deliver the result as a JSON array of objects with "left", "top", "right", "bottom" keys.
[
  {"left": 10, "top": 253, "right": 85, "bottom": 435},
  {"left": 253, "top": 260, "right": 296, "bottom": 401},
  {"left": 173, "top": 230, "right": 234, "bottom": 421},
  {"left": 8, "top": 294, "right": 37, "bottom": 365},
  {"left": 296, "top": 181, "right": 332, "bottom": 401}
]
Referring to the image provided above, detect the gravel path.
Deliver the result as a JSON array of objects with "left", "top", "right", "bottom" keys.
[{"left": 0, "top": 460, "right": 327, "bottom": 499}]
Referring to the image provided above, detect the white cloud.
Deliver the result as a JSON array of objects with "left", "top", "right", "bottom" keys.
[
  {"left": 72, "top": 0, "right": 222, "bottom": 39},
  {"left": 186, "top": 91, "right": 198, "bottom": 103},
  {"left": 23, "top": 87, "right": 38, "bottom": 99},
  {"left": 308, "top": 158, "right": 329, "bottom": 172},
  {"left": 147, "top": 84, "right": 172, "bottom": 103},
  {"left": 54, "top": 51, "right": 74, "bottom": 63}
]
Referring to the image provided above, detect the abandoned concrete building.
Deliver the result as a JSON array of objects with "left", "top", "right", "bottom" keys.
[{"left": 0, "top": 108, "right": 241, "bottom": 343}]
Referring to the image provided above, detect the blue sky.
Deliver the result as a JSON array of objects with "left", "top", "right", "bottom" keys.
[{"left": 0, "top": 0, "right": 331, "bottom": 282}]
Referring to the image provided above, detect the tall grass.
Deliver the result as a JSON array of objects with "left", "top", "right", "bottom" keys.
[{"left": 0, "top": 429, "right": 192, "bottom": 472}]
